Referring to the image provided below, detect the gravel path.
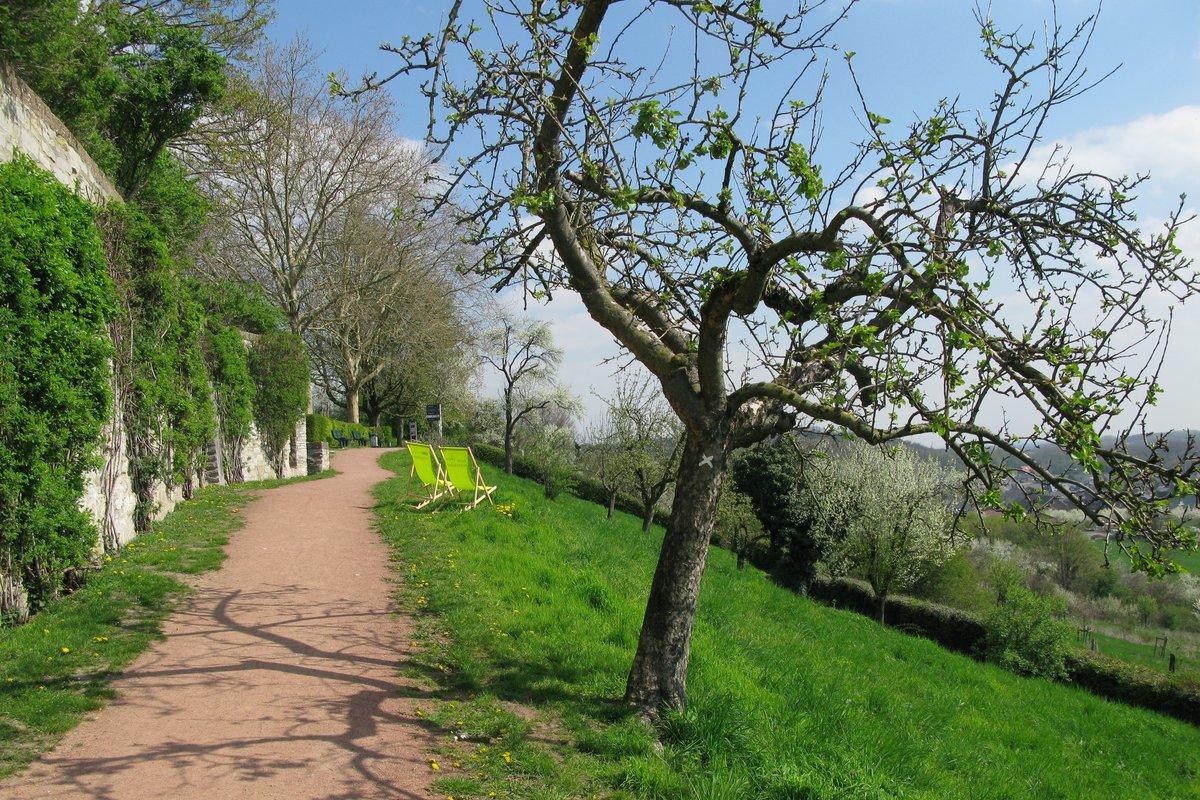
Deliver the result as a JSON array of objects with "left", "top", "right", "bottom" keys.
[{"left": 1, "top": 447, "right": 435, "bottom": 800}]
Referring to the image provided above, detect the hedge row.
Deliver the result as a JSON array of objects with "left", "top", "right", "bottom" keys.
[
  {"left": 805, "top": 575, "right": 1200, "bottom": 725},
  {"left": 471, "top": 443, "right": 669, "bottom": 526},
  {"left": 807, "top": 576, "right": 988, "bottom": 655},
  {"left": 1065, "top": 651, "right": 1200, "bottom": 726},
  {"left": 306, "top": 414, "right": 397, "bottom": 448}
]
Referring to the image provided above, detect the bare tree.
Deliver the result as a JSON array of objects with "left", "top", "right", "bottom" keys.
[
  {"left": 368, "top": 2, "right": 1199, "bottom": 716},
  {"left": 481, "top": 313, "right": 569, "bottom": 473},
  {"left": 581, "top": 415, "right": 629, "bottom": 520},
  {"left": 603, "top": 374, "right": 683, "bottom": 533},
  {"left": 189, "top": 36, "right": 410, "bottom": 338},
  {"left": 305, "top": 180, "right": 476, "bottom": 423}
]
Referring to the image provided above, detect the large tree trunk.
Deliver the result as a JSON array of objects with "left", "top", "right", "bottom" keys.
[
  {"left": 624, "top": 428, "right": 728, "bottom": 716},
  {"left": 607, "top": 489, "right": 617, "bottom": 520},
  {"left": 346, "top": 386, "right": 360, "bottom": 424}
]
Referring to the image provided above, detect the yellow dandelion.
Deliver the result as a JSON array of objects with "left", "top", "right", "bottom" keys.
[
  {"left": 60, "top": 647, "right": 70, "bottom": 654},
  {"left": 429, "top": 759, "right": 440, "bottom": 771}
]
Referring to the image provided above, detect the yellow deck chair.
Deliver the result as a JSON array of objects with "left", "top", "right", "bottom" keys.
[
  {"left": 406, "top": 441, "right": 450, "bottom": 508},
  {"left": 438, "top": 446, "right": 497, "bottom": 509}
]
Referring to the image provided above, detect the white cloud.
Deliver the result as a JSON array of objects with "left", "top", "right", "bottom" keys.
[{"left": 1036, "top": 106, "right": 1200, "bottom": 203}]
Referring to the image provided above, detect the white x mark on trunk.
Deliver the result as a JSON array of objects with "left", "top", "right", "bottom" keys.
[{"left": 699, "top": 455, "right": 714, "bottom": 468}]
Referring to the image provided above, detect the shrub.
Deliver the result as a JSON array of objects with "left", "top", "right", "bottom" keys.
[
  {"left": 979, "top": 587, "right": 1074, "bottom": 680},
  {"left": 305, "top": 414, "right": 395, "bottom": 448},
  {"left": 919, "top": 549, "right": 994, "bottom": 613},
  {"left": 807, "top": 576, "right": 988, "bottom": 655}
]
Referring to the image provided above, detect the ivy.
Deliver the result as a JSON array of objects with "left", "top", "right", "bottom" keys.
[
  {"left": 249, "top": 333, "right": 309, "bottom": 475},
  {"left": 100, "top": 204, "right": 215, "bottom": 529},
  {"left": 0, "top": 157, "right": 114, "bottom": 611}
]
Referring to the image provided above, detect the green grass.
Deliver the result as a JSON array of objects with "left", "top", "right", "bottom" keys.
[
  {"left": 1085, "top": 630, "right": 1199, "bottom": 676},
  {"left": 1172, "top": 548, "right": 1200, "bottom": 574},
  {"left": 0, "top": 470, "right": 333, "bottom": 778},
  {"left": 1088, "top": 535, "right": 1200, "bottom": 575},
  {"left": 376, "top": 451, "right": 1200, "bottom": 799}
]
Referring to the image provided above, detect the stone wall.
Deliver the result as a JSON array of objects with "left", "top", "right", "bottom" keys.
[
  {"left": 0, "top": 62, "right": 120, "bottom": 204},
  {"left": 237, "top": 419, "right": 309, "bottom": 482}
]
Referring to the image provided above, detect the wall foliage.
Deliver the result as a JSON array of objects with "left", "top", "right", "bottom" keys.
[
  {"left": 98, "top": 204, "right": 215, "bottom": 529},
  {"left": 249, "top": 333, "right": 309, "bottom": 475},
  {"left": 0, "top": 156, "right": 113, "bottom": 612}
]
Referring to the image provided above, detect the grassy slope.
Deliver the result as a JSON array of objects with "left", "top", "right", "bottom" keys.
[
  {"left": 376, "top": 451, "right": 1200, "bottom": 800},
  {"left": 0, "top": 471, "right": 333, "bottom": 778}
]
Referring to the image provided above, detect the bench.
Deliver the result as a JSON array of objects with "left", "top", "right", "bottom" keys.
[
  {"left": 351, "top": 430, "right": 368, "bottom": 447},
  {"left": 331, "top": 429, "right": 349, "bottom": 448}
]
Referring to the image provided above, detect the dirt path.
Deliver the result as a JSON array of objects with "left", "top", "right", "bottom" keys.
[{"left": 1, "top": 448, "right": 436, "bottom": 800}]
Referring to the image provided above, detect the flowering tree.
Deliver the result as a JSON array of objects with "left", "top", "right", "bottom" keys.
[
  {"left": 806, "top": 442, "right": 957, "bottom": 622},
  {"left": 364, "top": 1, "right": 1199, "bottom": 716}
]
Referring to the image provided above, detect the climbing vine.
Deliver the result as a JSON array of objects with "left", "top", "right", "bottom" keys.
[
  {"left": 0, "top": 157, "right": 114, "bottom": 614},
  {"left": 98, "top": 204, "right": 215, "bottom": 532},
  {"left": 248, "top": 333, "right": 309, "bottom": 476}
]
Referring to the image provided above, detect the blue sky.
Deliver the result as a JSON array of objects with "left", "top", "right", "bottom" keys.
[{"left": 269, "top": 1, "right": 1200, "bottom": 431}]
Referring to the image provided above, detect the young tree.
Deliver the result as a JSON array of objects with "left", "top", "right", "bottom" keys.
[
  {"left": 714, "top": 489, "right": 767, "bottom": 571},
  {"left": 806, "top": 442, "right": 958, "bottom": 623},
  {"left": 369, "top": 2, "right": 1199, "bottom": 715},
  {"left": 520, "top": 404, "right": 581, "bottom": 499},
  {"left": 580, "top": 416, "right": 628, "bottom": 520},
  {"left": 603, "top": 374, "right": 683, "bottom": 534},
  {"left": 481, "top": 313, "right": 569, "bottom": 473}
]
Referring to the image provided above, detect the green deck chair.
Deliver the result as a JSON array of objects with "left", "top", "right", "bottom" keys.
[
  {"left": 405, "top": 441, "right": 450, "bottom": 508},
  {"left": 438, "top": 446, "right": 497, "bottom": 509}
]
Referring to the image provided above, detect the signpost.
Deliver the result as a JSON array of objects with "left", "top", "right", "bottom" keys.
[{"left": 425, "top": 404, "right": 442, "bottom": 437}]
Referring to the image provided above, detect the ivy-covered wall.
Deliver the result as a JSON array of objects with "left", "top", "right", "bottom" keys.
[
  {"left": 0, "top": 155, "right": 114, "bottom": 619},
  {"left": 0, "top": 67, "right": 310, "bottom": 621}
]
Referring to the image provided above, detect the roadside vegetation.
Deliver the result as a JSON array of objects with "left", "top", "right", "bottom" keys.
[
  {"left": 375, "top": 450, "right": 1200, "bottom": 800},
  {"left": 0, "top": 471, "right": 330, "bottom": 779}
]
